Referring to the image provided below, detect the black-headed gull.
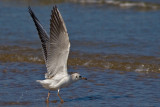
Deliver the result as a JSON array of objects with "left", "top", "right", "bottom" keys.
[{"left": 28, "top": 6, "right": 87, "bottom": 103}]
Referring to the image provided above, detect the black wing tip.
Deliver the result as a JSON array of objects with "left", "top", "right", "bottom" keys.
[
  {"left": 29, "top": 5, "right": 58, "bottom": 15},
  {"left": 28, "top": 6, "right": 40, "bottom": 22},
  {"left": 28, "top": 6, "right": 32, "bottom": 13},
  {"left": 52, "top": 5, "right": 58, "bottom": 12},
  {"left": 50, "top": 5, "right": 59, "bottom": 20},
  {"left": 28, "top": 5, "right": 31, "bottom": 9},
  {"left": 28, "top": 6, "right": 34, "bottom": 18}
]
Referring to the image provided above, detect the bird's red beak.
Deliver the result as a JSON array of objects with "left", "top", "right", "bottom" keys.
[{"left": 81, "top": 77, "right": 87, "bottom": 80}]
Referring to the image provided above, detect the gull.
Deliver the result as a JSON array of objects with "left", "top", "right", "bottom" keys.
[{"left": 28, "top": 6, "right": 87, "bottom": 103}]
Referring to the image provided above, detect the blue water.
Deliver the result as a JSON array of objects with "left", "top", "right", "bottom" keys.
[
  {"left": 0, "top": 0, "right": 160, "bottom": 106},
  {"left": 0, "top": 63, "right": 160, "bottom": 107},
  {"left": 0, "top": 2, "right": 160, "bottom": 56}
]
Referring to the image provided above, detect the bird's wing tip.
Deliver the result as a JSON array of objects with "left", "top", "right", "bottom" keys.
[
  {"left": 52, "top": 5, "right": 58, "bottom": 11},
  {"left": 28, "top": 6, "right": 33, "bottom": 14}
]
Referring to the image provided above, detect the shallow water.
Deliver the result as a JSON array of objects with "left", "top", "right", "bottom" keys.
[
  {"left": 1, "top": 63, "right": 160, "bottom": 107},
  {"left": 0, "top": 0, "right": 160, "bottom": 106}
]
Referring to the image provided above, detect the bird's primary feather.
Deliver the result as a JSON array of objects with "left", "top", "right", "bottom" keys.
[
  {"left": 28, "top": 6, "right": 49, "bottom": 62},
  {"left": 29, "top": 6, "right": 70, "bottom": 79}
]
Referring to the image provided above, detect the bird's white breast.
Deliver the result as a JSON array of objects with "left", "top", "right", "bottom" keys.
[{"left": 50, "top": 76, "right": 71, "bottom": 89}]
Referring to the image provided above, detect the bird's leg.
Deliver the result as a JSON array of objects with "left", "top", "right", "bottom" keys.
[
  {"left": 46, "top": 90, "right": 50, "bottom": 103},
  {"left": 57, "top": 89, "right": 64, "bottom": 103}
]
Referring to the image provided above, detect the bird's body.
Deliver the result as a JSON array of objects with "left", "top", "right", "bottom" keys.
[
  {"left": 28, "top": 6, "right": 87, "bottom": 103},
  {"left": 36, "top": 77, "right": 71, "bottom": 90},
  {"left": 37, "top": 74, "right": 76, "bottom": 90}
]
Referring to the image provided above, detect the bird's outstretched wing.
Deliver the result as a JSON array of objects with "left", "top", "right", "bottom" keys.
[
  {"left": 29, "top": 6, "right": 70, "bottom": 79},
  {"left": 45, "top": 6, "right": 70, "bottom": 79},
  {"left": 28, "top": 7, "right": 49, "bottom": 62}
]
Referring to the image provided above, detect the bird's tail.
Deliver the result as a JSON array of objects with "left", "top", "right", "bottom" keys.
[
  {"left": 36, "top": 80, "right": 50, "bottom": 90},
  {"left": 36, "top": 80, "right": 42, "bottom": 83}
]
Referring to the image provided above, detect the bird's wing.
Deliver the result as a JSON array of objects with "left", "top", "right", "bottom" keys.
[
  {"left": 45, "top": 6, "right": 70, "bottom": 79},
  {"left": 28, "top": 7, "right": 49, "bottom": 62}
]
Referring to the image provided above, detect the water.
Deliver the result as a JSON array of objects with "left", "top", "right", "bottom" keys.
[{"left": 0, "top": 0, "right": 160, "bottom": 106}]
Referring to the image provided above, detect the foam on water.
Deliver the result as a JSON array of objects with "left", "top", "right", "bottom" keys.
[
  {"left": 1, "top": 0, "right": 160, "bottom": 10},
  {"left": 0, "top": 46, "right": 160, "bottom": 73},
  {"left": 70, "top": 0, "right": 160, "bottom": 10}
]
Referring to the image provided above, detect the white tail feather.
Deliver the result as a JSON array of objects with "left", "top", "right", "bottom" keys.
[{"left": 36, "top": 80, "right": 42, "bottom": 83}]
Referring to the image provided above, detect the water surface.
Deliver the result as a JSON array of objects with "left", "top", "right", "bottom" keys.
[{"left": 0, "top": 0, "right": 160, "bottom": 106}]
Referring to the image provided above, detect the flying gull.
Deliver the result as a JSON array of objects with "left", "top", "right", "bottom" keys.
[{"left": 28, "top": 6, "right": 87, "bottom": 103}]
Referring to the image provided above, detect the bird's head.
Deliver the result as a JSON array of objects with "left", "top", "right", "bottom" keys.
[{"left": 71, "top": 73, "right": 87, "bottom": 82}]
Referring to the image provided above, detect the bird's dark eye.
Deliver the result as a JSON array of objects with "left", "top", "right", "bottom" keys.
[
  {"left": 79, "top": 76, "right": 81, "bottom": 78},
  {"left": 76, "top": 76, "right": 77, "bottom": 78}
]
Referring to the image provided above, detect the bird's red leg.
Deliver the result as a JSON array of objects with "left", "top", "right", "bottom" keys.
[
  {"left": 46, "top": 91, "right": 50, "bottom": 103},
  {"left": 57, "top": 89, "right": 64, "bottom": 103}
]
